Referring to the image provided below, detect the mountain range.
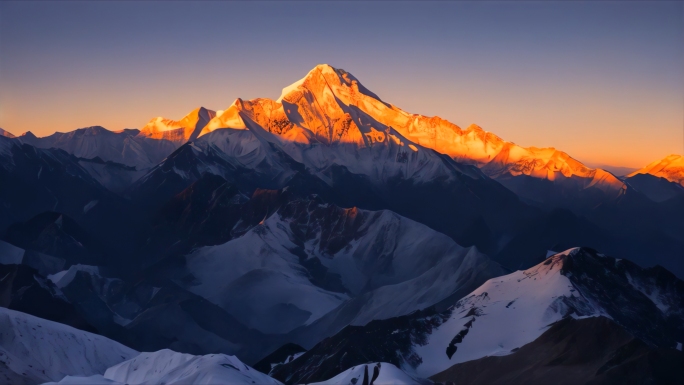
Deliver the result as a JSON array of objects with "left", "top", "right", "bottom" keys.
[{"left": 1, "top": 64, "right": 682, "bottom": 385}]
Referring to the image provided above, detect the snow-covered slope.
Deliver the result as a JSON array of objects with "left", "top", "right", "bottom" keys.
[
  {"left": 45, "top": 349, "right": 282, "bottom": 385},
  {"left": 137, "top": 107, "right": 215, "bottom": 144},
  {"left": 411, "top": 249, "right": 599, "bottom": 377},
  {"left": 102, "top": 349, "right": 281, "bottom": 385},
  {"left": 408, "top": 247, "right": 684, "bottom": 377},
  {"left": 0, "top": 307, "right": 137, "bottom": 384},
  {"left": 77, "top": 158, "right": 147, "bottom": 194},
  {"left": 628, "top": 154, "right": 684, "bottom": 187},
  {"left": 8, "top": 64, "right": 626, "bottom": 201},
  {"left": 429, "top": 316, "right": 684, "bottom": 385},
  {"left": 0, "top": 135, "right": 138, "bottom": 238},
  {"left": 182, "top": 196, "right": 500, "bottom": 335},
  {"left": 308, "top": 362, "right": 427, "bottom": 385}
]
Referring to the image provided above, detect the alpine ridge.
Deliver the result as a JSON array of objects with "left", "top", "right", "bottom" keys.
[
  {"left": 200, "top": 64, "right": 626, "bottom": 205},
  {"left": 138, "top": 107, "right": 216, "bottom": 144},
  {"left": 628, "top": 154, "right": 684, "bottom": 187}
]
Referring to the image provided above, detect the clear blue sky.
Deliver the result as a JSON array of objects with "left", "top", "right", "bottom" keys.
[{"left": 1, "top": 1, "right": 682, "bottom": 167}]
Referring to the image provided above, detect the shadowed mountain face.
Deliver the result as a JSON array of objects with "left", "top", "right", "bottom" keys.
[
  {"left": 17, "top": 126, "right": 176, "bottom": 169},
  {"left": 3, "top": 212, "right": 108, "bottom": 267},
  {"left": 624, "top": 173, "right": 684, "bottom": 203},
  {"left": 628, "top": 154, "right": 684, "bottom": 187},
  {"left": 0, "top": 263, "right": 97, "bottom": 334},
  {"left": 0, "top": 137, "right": 145, "bottom": 260},
  {"left": 169, "top": 177, "right": 504, "bottom": 337},
  {"left": 430, "top": 316, "right": 684, "bottom": 385},
  {"left": 253, "top": 343, "right": 307, "bottom": 376},
  {"left": 0, "top": 166, "right": 506, "bottom": 366}
]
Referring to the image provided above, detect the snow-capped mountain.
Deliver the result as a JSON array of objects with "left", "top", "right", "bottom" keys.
[
  {"left": 17, "top": 126, "right": 176, "bottom": 169},
  {"left": 137, "top": 107, "right": 216, "bottom": 144},
  {"left": 271, "top": 247, "right": 683, "bottom": 383},
  {"left": 199, "top": 64, "right": 625, "bottom": 206},
  {"left": 628, "top": 154, "right": 684, "bottom": 187},
  {"left": 201, "top": 95, "right": 483, "bottom": 187},
  {"left": 0, "top": 306, "right": 137, "bottom": 384},
  {"left": 47, "top": 349, "right": 282, "bottom": 385},
  {"left": 2, "top": 64, "right": 683, "bottom": 385}
]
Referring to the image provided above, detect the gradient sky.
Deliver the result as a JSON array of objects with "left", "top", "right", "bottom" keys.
[{"left": 1, "top": 1, "right": 682, "bottom": 168}]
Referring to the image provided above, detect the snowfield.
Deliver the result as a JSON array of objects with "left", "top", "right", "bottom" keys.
[
  {"left": 44, "top": 350, "right": 282, "bottom": 385},
  {"left": 0, "top": 307, "right": 137, "bottom": 384},
  {"left": 308, "top": 362, "right": 427, "bottom": 385}
]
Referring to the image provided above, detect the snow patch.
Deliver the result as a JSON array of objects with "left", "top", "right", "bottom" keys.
[
  {"left": 48, "top": 265, "right": 100, "bottom": 288},
  {"left": 51, "top": 349, "right": 282, "bottom": 385},
  {"left": 83, "top": 200, "right": 98, "bottom": 213},
  {"left": 0, "top": 240, "right": 25, "bottom": 265}
]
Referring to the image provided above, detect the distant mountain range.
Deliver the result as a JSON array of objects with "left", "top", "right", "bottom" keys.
[{"left": 1, "top": 65, "right": 682, "bottom": 385}]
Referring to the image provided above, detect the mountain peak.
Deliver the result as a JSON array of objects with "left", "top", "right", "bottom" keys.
[
  {"left": 273, "top": 65, "right": 622, "bottom": 192},
  {"left": 276, "top": 63, "right": 384, "bottom": 104},
  {"left": 73, "top": 126, "right": 111, "bottom": 136},
  {"left": 191, "top": 64, "right": 624, "bottom": 196},
  {"left": 20, "top": 131, "right": 37, "bottom": 139},
  {"left": 628, "top": 154, "right": 684, "bottom": 186},
  {"left": 0, "top": 127, "right": 16, "bottom": 138}
]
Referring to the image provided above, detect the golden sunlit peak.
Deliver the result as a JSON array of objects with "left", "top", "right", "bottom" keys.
[
  {"left": 466, "top": 124, "right": 484, "bottom": 131},
  {"left": 137, "top": 106, "right": 216, "bottom": 143},
  {"left": 628, "top": 154, "right": 684, "bottom": 186}
]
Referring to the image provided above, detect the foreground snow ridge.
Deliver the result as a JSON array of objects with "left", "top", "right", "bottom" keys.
[
  {"left": 308, "top": 362, "right": 427, "bottom": 385},
  {"left": 0, "top": 307, "right": 137, "bottom": 384},
  {"left": 45, "top": 349, "right": 282, "bottom": 385}
]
